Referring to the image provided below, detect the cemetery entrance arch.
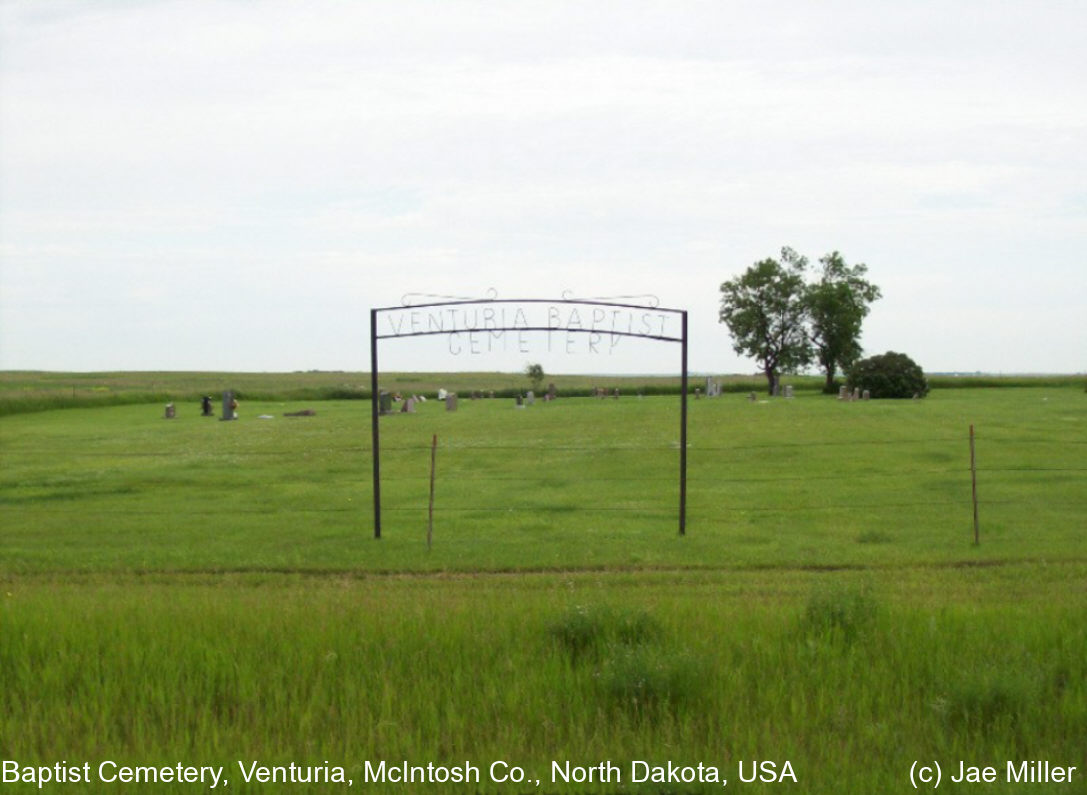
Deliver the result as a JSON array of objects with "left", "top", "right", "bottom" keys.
[{"left": 370, "top": 295, "right": 689, "bottom": 539}]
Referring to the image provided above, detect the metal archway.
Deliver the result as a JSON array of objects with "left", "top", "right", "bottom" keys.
[{"left": 369, "top": 294, "right": 688, "bottom": 538}]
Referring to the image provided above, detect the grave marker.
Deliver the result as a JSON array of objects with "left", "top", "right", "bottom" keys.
[{"left": 221, "top": 391, "right": 236, "bottom": 421}]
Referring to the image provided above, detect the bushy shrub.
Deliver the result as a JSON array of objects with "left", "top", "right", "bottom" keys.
[{"left": 846, "top": 351, "right": 929, "bottom": 399}]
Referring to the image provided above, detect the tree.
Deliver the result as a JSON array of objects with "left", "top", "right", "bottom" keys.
[
  {"left": 847, "top": 351, "right": 928, "bottom": 398},
  {"left": 719, "top": 247, "right": 812, "bottom": 395},
  {"left": 805, "top": 251, "right": 882, "bottom": 393},
  {"left": 524, "top": 363, "right": 545, "bottom": 393}
]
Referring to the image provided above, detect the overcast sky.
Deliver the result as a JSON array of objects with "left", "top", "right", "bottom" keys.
[{"left": 1, "top": 0, "right": 1084, "bottom": 376}]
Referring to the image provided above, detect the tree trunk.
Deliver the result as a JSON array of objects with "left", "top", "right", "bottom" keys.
[
  {"left": 824, "top": 367, "right": 836, "bottom": 393},
  {"left": 764, "top": 368, "right": 778, "bottom": 396}
]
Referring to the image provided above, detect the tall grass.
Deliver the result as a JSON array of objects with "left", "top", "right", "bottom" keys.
[{"left": 1, "top": 568, "right": 1083, "bottom": 793}]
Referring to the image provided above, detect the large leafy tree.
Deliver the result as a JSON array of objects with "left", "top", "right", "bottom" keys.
[
  {"left": 524, "top": 362, "right": 545, "bottom": 393},
  {"left": 805, "top": 251, "right": 882, "bottom": 393},
  {"left": 719, "top": 247, "right": 813, "bottom": 395}
]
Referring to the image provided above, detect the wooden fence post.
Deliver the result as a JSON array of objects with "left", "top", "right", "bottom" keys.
[
  {"left": 970, "top": 424, "right": 979, "bottom": 545},
  {"left": 428, "top": 434, "right": 438, "bottom": 550}
]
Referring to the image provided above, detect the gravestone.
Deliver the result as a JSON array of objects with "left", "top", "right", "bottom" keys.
[
  {"left": 164, "top": 403, "right": 176, "bottom": 419},
  {"left": 838, "top": 385, "right": 848, "bottom": 401},
  {"left": 379, "top": 391, "right": 393, "bottom": 415},
  {"left": 852, "top": 388, "right": 860, "bottom": 401},
  {"left": 748, "top": 391, "right": 757, "bottom": 402},
  {"left": 445, "top": 393, "right": 458, "bottom": 411},
  {"left": 784, "top": 385, "right": 794, "bottom": 399},
  {"left": 547, "top": 383, "right": 557, "bottom": 401},
  {"left": 201, "top": 396, "right": 214, "bottom": 416},
  {"left": 515, "top": 394, "right": 524, "bottom": 408},
  {"left": 401, "top": 397, "right": 416, "bottom": 413},
  {"left": 221, "top": 391, "right": 236, "bottom": 421},
  {"left": 862, "top": 389, "right": 870, "bottom": 401},
  {"left": 526, "top": 390, "right": 535, "bottom": 405}
]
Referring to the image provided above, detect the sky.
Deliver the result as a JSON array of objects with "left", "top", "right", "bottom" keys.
[{"left": 1, "top": 0, "right": 1084, "bottom": 376}]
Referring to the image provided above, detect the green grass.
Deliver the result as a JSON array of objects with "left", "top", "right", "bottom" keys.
[
  {"left": 0, "top": 370, "right": 743, "bottom": 416},
  {"left": 1, "top": 568, "right": 1084, "bottom": 793},
  {"left": 1, "top": 382, "right": 1085, "bottom": 792},
  {"left": 1, "top": 386, "right": 1083, "bottom": 573},
  {"left": 3, "top": 369, "right": 1082, "bottom": 416}
]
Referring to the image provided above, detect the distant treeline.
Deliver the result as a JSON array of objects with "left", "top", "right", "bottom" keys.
[{"left": 0, "top": 371, "right": 1082, "bottom": 417}]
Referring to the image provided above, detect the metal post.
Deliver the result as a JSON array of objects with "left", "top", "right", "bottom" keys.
[
  {"left": 371, "top": 309, "right": 381, "bottom": 539},
  {"left": 679, "top": 310, "right": 688, "bottom": 536}
]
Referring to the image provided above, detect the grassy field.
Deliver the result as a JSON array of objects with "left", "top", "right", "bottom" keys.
[
  {"left": 1, "top": 381, "right": 1085, "bottom": 792},
  {"left": 2, "top": 369, "right": 1082, "bottom": 416},
  {"left": 0, "top": 371, "right": 716, "bottom": 416}
]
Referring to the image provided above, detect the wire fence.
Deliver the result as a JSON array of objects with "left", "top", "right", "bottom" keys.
[{"left": 3, "top": 435, "right": 1085, "bottom": 525}]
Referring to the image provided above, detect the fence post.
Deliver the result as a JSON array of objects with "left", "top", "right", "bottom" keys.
[
  {"left": 970, "top": 424, "right": 979, "bottom": 545},
  {"left": 428, "top": 434, "right": 438, "bottom": 550}
]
